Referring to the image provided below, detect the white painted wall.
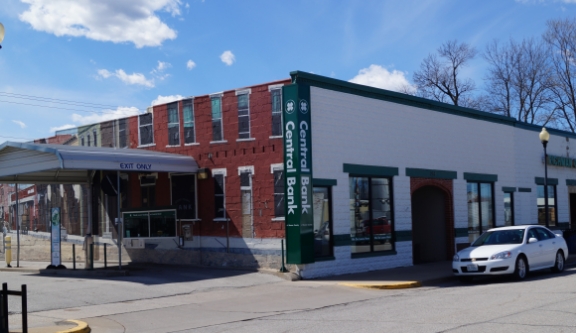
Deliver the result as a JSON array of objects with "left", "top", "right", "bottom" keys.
[{"left": 301, "top": 86, "right": 576, "bottom": 278}]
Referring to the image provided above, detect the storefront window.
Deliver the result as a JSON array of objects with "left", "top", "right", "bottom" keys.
[
  {"left": 123, "top": 210, "right": 176, "bottom": 238},
  {"left": 467, "top": 182, "right": 494, "bottom": 243},
  {"left": 313, "top": 187, "right": 332, "bottom": 258},
  {"left": 349, "top": 177, "right": 393, "bottom": 254},
  {"left": 537, "top": 185, "right": 557, "bottom": 226},
  {"left": 504, "top": 192, "right": 514, "bottom": 226}
]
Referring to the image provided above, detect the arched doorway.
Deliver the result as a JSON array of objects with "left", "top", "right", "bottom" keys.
[{"left": 411, "top": 185, "right": 450, "bottom": 264}]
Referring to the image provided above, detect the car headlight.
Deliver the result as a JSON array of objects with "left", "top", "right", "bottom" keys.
[
  {"left": 490, "top": 251, "right": 512, "bottom": 260},
  {"left": 453, "top": 254, "right": 459, "bottom": 262}
]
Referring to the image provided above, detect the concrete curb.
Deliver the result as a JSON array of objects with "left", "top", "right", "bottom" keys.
[
  {"left": 339, "top": 281, "right": 422, "bottom": 289},
  {"left": 56, "top": 320, "right": 90, "bottom": 333}
]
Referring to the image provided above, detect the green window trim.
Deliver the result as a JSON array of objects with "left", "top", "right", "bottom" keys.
[
  {"left": 343, "top": 163, "right": 399, "bottom": 177},
  {"left": 566, "top": 179, "right": 576, "bottom": 186},
  {"left": 535, "top": 177, "right": 558, "bottom": 185},
  {"left": 405, "top": 168, "right": 457, "bottom": 180},
  {"left": 518, "top": 187, "right": 532, "bottom": 192},
  {"left": 502, "top": 187, "right": 516, "bottom": 192},
  {"left": 464, "top": 172, "right": 498, "bottom": 182},
  {"left": 313, "top": 178, "right": 337, "bottom": 186}
]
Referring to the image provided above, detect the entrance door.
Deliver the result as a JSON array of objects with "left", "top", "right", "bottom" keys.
[
  {"left": 412, "top": 186, "right": 447, "bottom": 264},
  {"left": 570, "top": 193, "right": 576, "bottom": 229}
]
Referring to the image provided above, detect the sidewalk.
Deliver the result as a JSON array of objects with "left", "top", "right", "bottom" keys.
[{"left": 312, "top": 255, "right": 576, "bottom": 289}]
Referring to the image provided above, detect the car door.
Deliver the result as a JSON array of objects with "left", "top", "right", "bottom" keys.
[
  {"left": 523, "top": 228, "right": 544, "bottom": 269},
  {"left": 535, "top": 227, "right": 557, "bottom": 267}
]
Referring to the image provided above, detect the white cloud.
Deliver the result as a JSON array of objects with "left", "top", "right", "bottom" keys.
[
  {"left": 12, "top": 120, "right": 26, "bottom": 128},
  {"left": 186, "top": 59, "right": 196, "bottom": 70},
  {"left": 49, "top": 124, "right": 76, "bottom": 133},
  {"left": 151, "top": 95, "right": 184, "bottom": 106},
  {"left": 19, "top": 0, "right": 181, "bottom": 48},
  {"left": 97, "top": 69, "right": 155, "bottom": 87},
  {"left": 220, "top": 50, "right": 235, "bottom": 66},
  {"left": 155, "top": 61, "right": 171, "bottom": 72},
  {"left": 349, "top": 65, "right": 416, "bottom": 94},
  {"left": 71, "top": 107, "right": 142, "bottom": 125}
]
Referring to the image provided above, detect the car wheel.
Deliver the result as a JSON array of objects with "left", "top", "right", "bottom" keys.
[
  {"left": 513, "top": 255, "right": 528, "bottom": 281},
  {"left": 458, "top": 276, "right": 473, "bottom": 283},
  {"left": 552, "top": 251, "right": 565, "bottom": 273}
]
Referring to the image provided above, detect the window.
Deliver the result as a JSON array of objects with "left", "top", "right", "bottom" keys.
[
  {"left": 211, "top": 95, "right": 223, "bottom": 141},
  {"left": 171, "top": 174, "right": 196, "bottom": 220},
  {"left": 139, "top": 113, "right": 154, "bottom": 146},
  {"left": 272, "top": 165, "right": 284, "bottom": 218},
  {"left": 537, "top": 185, "right": 557, "bottom": 226},
  {"left": 349, "top": 177, "right": 394, "bottom": 254},
  {"left": 167, "top": 102, "right": 180, "bottom": 146},
  {"left": 81, "top": 137, "right": 85, "bottom": 146},
  {"left": 467, "top": 182, "right": 494, "bottom": 243},
  {"left": 118, "top": 118, "right": 127, "bottom": 148},
  {"left": 182, "top": 99, "right": 195, "bottom": 144},
  {"left": 213, "top": 169, "right": 226, "bottom": 219},
  {"left": 87, "top": 135, "right": 91, "bottom": 147},
  {"left": 93, "top": 130, "right": 98, "bottom": 147},
  {"left": 313, "top": 186, "right": 333, "bottom": 258},
  {"left": 504, "top": 192, "right": 514, "bottom": 226},
  {"left": 237, "top": 91, "right": 250, "bottom": 139},
  {"left": 240, "top": 168, "right": 253, "bottom": 237},
  {"left": 123, "top": 210, "right": 176, "bottom": 238},
  {"left": 140, "top": 174, "right": 156, "bottom": 208},
  {"left": 270, "top": 88, "right": 282, "bottom": 136}
]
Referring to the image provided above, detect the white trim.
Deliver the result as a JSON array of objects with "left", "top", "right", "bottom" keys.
[
  {"left": 270, "top": 163, "right": 283, "bottom": 173},
  {"left": 165, "top": 145, "right": 180, "bottom": 148},
  {"left": 184, "top": 142, "right": 200, "bottom": 146},
  {"left": 236, "top": 138, "right": 255, "bottom": 142},
  {"left": 212, "top": 168, "right": 227, "bottom": 177},
  {"left": 210, "top": 140, "right": 228, "bottom": 144},
  {"left": 138, "top": 172, "right": 158, "bottom": 179},
  {"left": 271, "top": 217, "right": 285, "bottom": 222},
  {"left": 238, "top": 166, "right": 255, "bottom": 176},
  {"left": 209, "top": 92, "right": 223, "bottom": 98},
  {"left": 268, "top": 84, "right": 284, "bottom": 91},
  {"left": 235, "top": 88, "right": 252, "bottom": 95},
  {"left": 269, "top": 135, "right": 283, "bottom": 139},
  {"left": 137, "top": 143, "right": 156, "bottom": 148}
]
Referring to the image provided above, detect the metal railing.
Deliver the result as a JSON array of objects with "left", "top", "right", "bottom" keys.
[{"left": 0, "top": 283, "right": 27, "bottom": 333}]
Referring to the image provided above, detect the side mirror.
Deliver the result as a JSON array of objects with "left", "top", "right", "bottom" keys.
[{"left": 528, "top": 237, "right": 538, "bottom": 244}]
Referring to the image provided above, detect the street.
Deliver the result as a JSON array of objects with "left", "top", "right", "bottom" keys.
[{"left": 1, "top": 264, "right": 576, "bottom": 332}]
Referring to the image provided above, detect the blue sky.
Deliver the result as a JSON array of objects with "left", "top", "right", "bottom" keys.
[{"left": 0, "top": 0, "right": 575, "bottom": 144}]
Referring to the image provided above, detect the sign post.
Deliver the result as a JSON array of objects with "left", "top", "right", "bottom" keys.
[
  {"left": 282, "top": 84, "right": 315, "bottom": 264},
  {"left": 47, "top": 207, "right": 65, "bottom": 269}
]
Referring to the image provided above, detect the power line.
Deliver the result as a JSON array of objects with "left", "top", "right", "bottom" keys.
[
  {"left": 0, "top": 92, "right": 121, "bottom": 109},
  {"left": 0, "top": 100, "right": 143, "bottom": 115}
]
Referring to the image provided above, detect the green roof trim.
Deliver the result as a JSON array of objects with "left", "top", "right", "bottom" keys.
[
  {"left": 405, "top": 168, "right": 457, "bottom": 180},
  {"left": 464, "top": 172, "right": 498, "bottom": 182},
  {"left": 313, "top": 178, "right": 337, "bottom": 186},
  {"left": 502, "top": 187, "right": 516, "bottom": 192},
  {"left": 518, "top": 187, "right": 532, "bottom": 192},
  {"left": 566, "top": 179, "right": 576, "bottom": 186},
  {"left": 343, "top": 163, "right": 399, "bottom": 177},
  {"left": 535, "top": 177, "right": 559, "bottom": 185},
  {"left": 289, "top": 71, "right": 576, "bottom": 140}
]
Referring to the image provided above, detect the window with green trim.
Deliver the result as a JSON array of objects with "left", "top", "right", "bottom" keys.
[
  {"left": 167, "top": 102, "right": 179, "bottom": 146},
  {"left": 467, "top": 182, "right": 494, "bottom": 243},
  {"left": 211, "top": 96, "right": 223, "bottom": 141},
  {"left": 349, "top": 176, "right": 394, "bottom": 254},
  {"left": 537, "top": 185, "right": 557, "bottom": 226}
]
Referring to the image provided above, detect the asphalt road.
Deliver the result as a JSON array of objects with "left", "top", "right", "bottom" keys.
[{"left": 2, "top": 264, "right": 576, "bottom": 332}]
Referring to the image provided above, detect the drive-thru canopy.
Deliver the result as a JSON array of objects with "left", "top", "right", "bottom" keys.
[{"left": 0, "top": 141, "right": 198, "bottom": 183}]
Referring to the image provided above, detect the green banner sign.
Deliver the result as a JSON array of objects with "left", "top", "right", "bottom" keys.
[{"left": 282, "top": 84, "right": 315, "bottom": 264}]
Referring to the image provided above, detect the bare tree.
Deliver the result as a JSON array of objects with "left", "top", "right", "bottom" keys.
[
  {"left": 413, "top": 40, "right": 477, "bottom": 107},
  {"left": 544, "top": 18, "right": 576, "bottom": 132},
  {"left": 483, "top": 38, "right": 554, "bottom": 125}
]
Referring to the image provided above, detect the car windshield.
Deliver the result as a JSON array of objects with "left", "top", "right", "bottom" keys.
[{"left": 472, "top": 229, "right": 525, "bottom": 246}]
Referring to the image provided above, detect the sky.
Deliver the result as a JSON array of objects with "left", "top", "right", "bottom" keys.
[{"left": 0, "top": 0, "right": 575, "bottom": 144}]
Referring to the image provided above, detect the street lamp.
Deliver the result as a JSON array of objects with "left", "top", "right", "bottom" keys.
[
  {"left": 539, "top": 127, "right": 550, "bottom": 227},
  {"left": 0, "top": 22, "right": 4, "bottom": 49}
]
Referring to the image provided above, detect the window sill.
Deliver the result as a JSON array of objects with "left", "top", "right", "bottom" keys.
[
  {"left": 213, "top": 218, "right": 230, "bottom": 222},
  {"left": 184, "top": 143, "right": 200, "bottom": 146},
  {"left": 138, "top": 143, "right": 156, "bottom": 148},
  {"left": 269, "top": 135, "right": 283, "bottom": 139},
  {"left": 165, "top": 144, "right": 180, "bottom": 148},
  {"left": 271, "top": 217, "right": 285, "bottom": 222},
  {"left": 351, "top": 250, "right": 397, "bottom": 259},
  {"left": 236, "top": 138, "right": 256, "bottom": 142},
  {"left": 210, "top": 140, "right": 228, "bottom": 144}
]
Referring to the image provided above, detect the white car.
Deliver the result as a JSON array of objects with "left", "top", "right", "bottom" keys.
[{"left": 453, "top": 225, "right": 569, "bottom": 282}]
